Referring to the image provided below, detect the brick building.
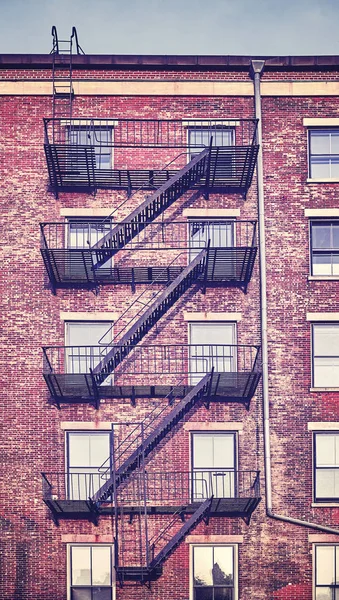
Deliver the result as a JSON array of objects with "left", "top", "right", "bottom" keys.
[{"left": 1, "top": 27, "right": 339, "bottom": 599}]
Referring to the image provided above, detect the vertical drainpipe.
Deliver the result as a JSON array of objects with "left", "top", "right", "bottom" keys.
[{"left": 251, "top": 59, "right": 339, "bottom": 534}]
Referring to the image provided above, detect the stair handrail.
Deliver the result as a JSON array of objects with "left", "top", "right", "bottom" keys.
[
  {"left": 50, "top": 26, "right": 59, "bottom": 54},
  {"left": 97, "top": 150, "right": 197, "bottom": 227},
  {"left": 40, "top": 219, "right": 258, "bottom": 250},
  {"left": 97, "top": 374, "right": 188, "bottom": 475},
  {"left": 149, "top": 496, "right": 213, "bottom": 569},
  {"left": 71, "top": 27, "right": 85, "bottom": 55},
  {"left": 114, "top": 373, "right": 193, "bottom": 464},
  {"left": 148, "top": 480, "right": 210, "bottom": 557},
  {"left": 97, "top": 250, "right": 200, "bottom": 349}
]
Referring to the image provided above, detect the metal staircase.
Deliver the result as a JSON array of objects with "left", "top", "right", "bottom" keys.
[
  {"left": 117, "top": 496, "right": 212, "bottom": 583},
  {"left": 149, "top": 496, "right": 212, "bottom": 570},
  {"left": 50, "top": 26, "right": 84, "bottom": 130},
  {"left": 92, "top": 372, "right": 213, "bottom": 506},
  {"left": 92, "top": 148, "right": 210, "bottom": 269},
  {"left": 92, "top": 248, "right": 208, "bottom": 386}
]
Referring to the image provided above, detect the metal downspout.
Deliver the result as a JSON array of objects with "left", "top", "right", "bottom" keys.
[{"left": 251, "top": 59, "right": 339, "bottom": 535}]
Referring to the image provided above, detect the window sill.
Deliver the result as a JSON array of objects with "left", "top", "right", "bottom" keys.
[
  {"left": 311, "top": 502, "right": 339, "bottom": 507},
  {"left": 308, "top": 275, "right": 339, "bottom": 281},
  {"left": 307, "top": 178, "right": 339, "bottom": 183},
  {"left": 310, "top": 387, "right": 339, "bottom": 392}
]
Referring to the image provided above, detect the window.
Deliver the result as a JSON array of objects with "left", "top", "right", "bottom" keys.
[
  {"left": 315, "top": 544, "right": 339, "bottom": 599},
  {"left": 192, "top": 433, "right": 236, "bottom": 500},
  {"left": 309, "top": 129, "right": 339, "bottom": 179},
  {"left": 68, "top": 218, "right": 112, "bottom": 250},
  {"left": 66, "top": 321, "right": 113, "bottom": 378},
  {"left": 193, "top": 545, "right": 236, "bottom": 600},
  {"left": 189, "top": 219, "right": 235, "bottom": 260},
  {"left": 314, "top": 433, "right": 339, "bottom": 502},
  {"left": 189, "top": 322, "right": 236, "bottom": 384},
  {"left": 67, "top": 218, "right": 113, "bottom": 273},
  {"left": 188, "top": 125, "right": 234, "bottom": 160},
  {"left": 310, "top": 221, "right": 339, "bottom": 276},
  {"left": 70, "top": 544, "right": 113, "bottom": 600},
  {"left": 312, "top": 324, "right": 339, "bottom": 387},
  {"left": 67, "top": 431, "right": 110, "bottom": 500},
  {"left": 69, "top": 127, "right": 112, "bottom": 169}
]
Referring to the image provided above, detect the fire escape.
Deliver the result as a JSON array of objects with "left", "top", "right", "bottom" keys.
[{"left": 41, "top": 109, "right": 261, "bottom": 583}]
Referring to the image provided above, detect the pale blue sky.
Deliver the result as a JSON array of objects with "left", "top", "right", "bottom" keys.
[{"left": 0, "top": 0, "right": 338, "bottom": 55}]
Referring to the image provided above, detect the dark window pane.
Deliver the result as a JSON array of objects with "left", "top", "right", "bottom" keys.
[
  {"left": 92, "top": 588, "right": 112, "bottom": 600},
  {"left": 194, "top": 587, "right": 213, "bottom": 600},
  {"left": 214, "top": 589, "right": 233, "bottom": 600},
  {"left": 71, "top": 589, "right": 92, "bottom": 600}
]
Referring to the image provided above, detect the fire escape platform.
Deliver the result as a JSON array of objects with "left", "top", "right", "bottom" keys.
[
  {"left": 42, "top": 495, "right": 261, "bottom": 523},
  {"left": 44, "top": 144, "right": 259, "bottom": 195},
  {"left": 41, "top": 247, "right": 257, "bottom": 291},
  {"left": 43, "top": 370, "right": 261, "bottom": 407},
  {"left": 43, "top": 498, "right": 98, "bottom": 523}
]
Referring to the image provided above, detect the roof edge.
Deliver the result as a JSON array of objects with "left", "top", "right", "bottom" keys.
[{"left": 1, "top": 53, "right": 339, "bottom": 70}]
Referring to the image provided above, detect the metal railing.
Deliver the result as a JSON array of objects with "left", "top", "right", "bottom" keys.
[
  {"left": 41, "top": 470, "right": 260, "bottom": 505},
  {"left": 43, "top": 343, "right": 260, "bottom": 380},
  {"left": 44, "top": 118, "right": 258, "bottom": 148},
  {"left": 50, "top": 25, "right": 84, "bottom": 55},
  {"left": 40, "top": 220, "right": 257, "bottom": 251}
]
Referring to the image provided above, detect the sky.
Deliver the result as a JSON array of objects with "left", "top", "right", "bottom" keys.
[{"left": 0, "top": 0, "right": 339, "bottom": 56}]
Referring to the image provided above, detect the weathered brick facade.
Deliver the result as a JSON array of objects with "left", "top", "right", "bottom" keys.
[{"left": 1, "top": 46, "right": 339, "bottom": 599}]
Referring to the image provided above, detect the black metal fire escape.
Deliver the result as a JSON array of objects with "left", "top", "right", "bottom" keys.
[
  {"left": 91, "top": 248, "right": 208, "bottom": 392},
  {"left": 92, "top": 372, "right": 213, "bottom": 506},
  {"left": 91, "top": 147, "right": 211, "bottom": 268},
  {"left": 50, "top": 26, "right": 84, "bottom": 129},
  {"left": 41, "top": 78, "right": 261, "bottom": 575},
  {"left": 116, "top": 497, "right": 213, "bottom": 584}
]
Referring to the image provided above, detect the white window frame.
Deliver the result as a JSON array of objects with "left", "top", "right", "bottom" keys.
[
  {"left": 314, "top": 432, "right": 339, "bottom": 503},
  {"left": 65, "top": 320, "right": 113, "bottom": 377},
  {"left": 67, "top": 543, "right": 115, "bottom": 600},
  {"left": 190, "top": 544, "right": 238, "bottom": 600},
  {"left": 191, "top": 431, "right": 237, "bottom": 501},
  {"left": 187, "top": 218, "right": 236, "bottom": 261},
  {"left": 65, "top": 430, "right": 111, "bottom": 501},
  {"left": 312, "top": 323, "right": 339, "bottom": 388},
  {"left": 314, "top": 544, "right": 339, "bottom": 600},
  {"left": 186, "top": 122, "right": 235, "bottom": 162},
  {"left": 66, "top": 217, "right": 113, "bottom": 249},
  {"left": 309, "top": 219, "right": 339, "bottom": 277},
  {"left": 66, "top": 217, "right": 114, "bottom": 272},
  {"left": 308, "top": 129, "right": 339, "bottom": 180},
  {"left": 188, "top": 321, "right": 237, "bottom": 384},
  {"left": 68, "top": 124, "right": 114, "bottom": 170}
]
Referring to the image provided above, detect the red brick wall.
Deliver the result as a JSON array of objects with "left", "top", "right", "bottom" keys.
[{"left": 1, "top": 64, "right": 339, "bottom": 599}]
